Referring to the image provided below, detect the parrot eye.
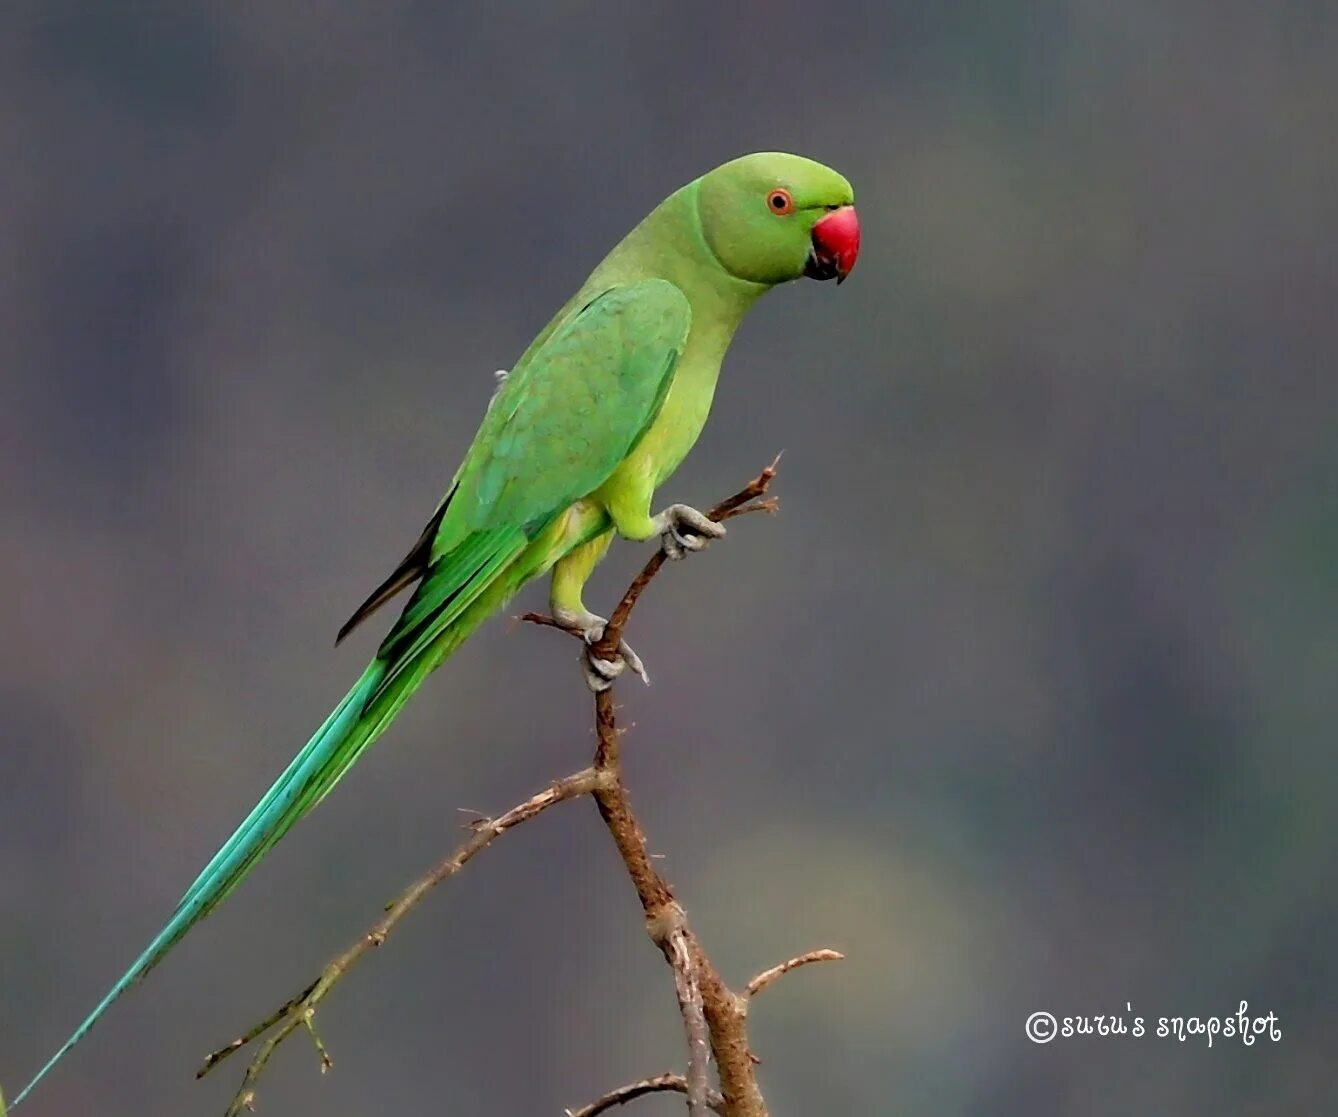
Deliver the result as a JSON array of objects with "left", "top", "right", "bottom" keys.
[{"left": 766, "top": 188, "right": 795, "bottom": 215}]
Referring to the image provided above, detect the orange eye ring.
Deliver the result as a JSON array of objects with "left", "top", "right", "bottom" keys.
[{"left": 766, "top": 188, "right": 795, "bottom": 216}]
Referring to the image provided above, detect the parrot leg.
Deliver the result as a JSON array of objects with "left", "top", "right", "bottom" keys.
[
  {"left": 602, "top": 476, "right": 726, "bottom": 560},
  {"left": 601, "top": 481, "right": 726, "bottom": 560},
  {"left": 549, "top": 527, "right": 648, "bottom": 691}
]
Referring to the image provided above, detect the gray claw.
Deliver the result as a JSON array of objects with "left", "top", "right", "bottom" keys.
[
  {"left": 557, "top": 614, "right": 650, "bottom": 692},
  {"left": 616, "top": 639, "right": 648, "bottom": 683},
  {"left": 656, "top": 503, "right": 726, "bottom": 561},
  {"left": 662, "top": 530, "right": 685, "bottom": 561},
  {"left": 584, "top": 648, "right": 624, "bottom": 692}
]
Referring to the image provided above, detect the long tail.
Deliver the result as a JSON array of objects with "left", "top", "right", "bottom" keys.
[{"left": 11, "top": 547, "right": 526, "bottom": 1107}]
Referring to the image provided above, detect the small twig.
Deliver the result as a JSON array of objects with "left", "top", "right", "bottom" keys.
[
  {"left": 565, "top": 1073, "right": 726, "bottom": 1117},
  {"left": 301, "top": 1010, "right": 333, "bottom": 1073},
  {"left": 200, "top": 769, "right": 602, "bottom": 1114},
  {"left": 746, "top": 949, "right": 845, "bottom": 998},
  {"left": 666, "top": 927, "right": 712, "bottom": 1115},
  {"left": 195, "top": 978, "right": 319, "bottom": 1077}
]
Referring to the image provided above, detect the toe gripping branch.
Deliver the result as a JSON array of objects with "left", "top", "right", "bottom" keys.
[{"left": 522, "top": 454, "right": 782, "bottom": 670}]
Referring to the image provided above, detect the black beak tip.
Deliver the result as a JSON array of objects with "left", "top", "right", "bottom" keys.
[{"left": 803, "top": 251, "right": 841, "bottom": 283}]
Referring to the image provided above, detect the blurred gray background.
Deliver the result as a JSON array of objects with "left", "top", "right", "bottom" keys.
[{"left": 2, "top": 2, "right": 1336, "bottom": 1114}]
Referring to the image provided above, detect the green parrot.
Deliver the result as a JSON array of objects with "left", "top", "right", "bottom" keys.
[{"left": 10, "top": 151, "right": 859, "bottom": 1106}]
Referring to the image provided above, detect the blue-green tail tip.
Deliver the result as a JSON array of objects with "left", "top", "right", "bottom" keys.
[{"left": 7, "top": 659, "right": 390, "bottom": 1109}]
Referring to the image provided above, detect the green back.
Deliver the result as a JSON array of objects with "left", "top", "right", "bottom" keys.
[{"left": 434, "top": 278, "right": 691, "bottom": 554}]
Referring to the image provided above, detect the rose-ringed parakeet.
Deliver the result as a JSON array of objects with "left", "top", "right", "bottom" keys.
[{"left": 11, "top": 151, "right": 859, "bottom": 1106}]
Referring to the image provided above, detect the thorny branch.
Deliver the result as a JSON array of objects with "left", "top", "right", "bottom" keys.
[{"left": 199, "top": 458, "right": 841, "bottom": 1116}]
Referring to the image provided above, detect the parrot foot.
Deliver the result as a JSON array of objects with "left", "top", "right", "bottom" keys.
[
  {"left": 552, "top": 608, "right": 650, "bottom": 692},
  {"left": 652, "top": 503, "right": 727, "bottom": 561}
]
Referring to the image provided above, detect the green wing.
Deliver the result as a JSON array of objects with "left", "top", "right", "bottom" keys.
[
  {"left": 440, "top": 277, "right": 692, "bottom": 549},
  {"left": 351, "top": 279, "right": 691, "bottom": 690}
]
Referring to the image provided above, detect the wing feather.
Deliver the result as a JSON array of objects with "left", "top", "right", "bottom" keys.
[
  {"left": 348, "top": 279, "right": 691, "bottom": 676},
  {"left": 436, "top": 279, "right": 691, "bottom": 553}
]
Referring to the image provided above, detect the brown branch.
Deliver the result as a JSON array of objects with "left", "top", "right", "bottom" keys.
[
  {"left": 197, "top": 769, "right": 603, "bottom": 1114},
  {"left": 746, "top": 949, "right": 845, "bottom": 998},
  {"left": 565, "top": 1073, "right": 726, "bottom": 1117},
  {"left": 563, "top": 460, "right": 783, "bottom": 1116},
  {"left": 199, "top": 459, "right": 835, "bottom": 1117}
]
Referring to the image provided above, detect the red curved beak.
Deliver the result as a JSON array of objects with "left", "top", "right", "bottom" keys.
[{"left": 805, "top": 205, "right": 860, "bottom": 284}]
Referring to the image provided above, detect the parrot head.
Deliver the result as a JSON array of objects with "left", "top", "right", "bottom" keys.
[{"left": 696, "top": 152, "right": 859, "bottom": 287}]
